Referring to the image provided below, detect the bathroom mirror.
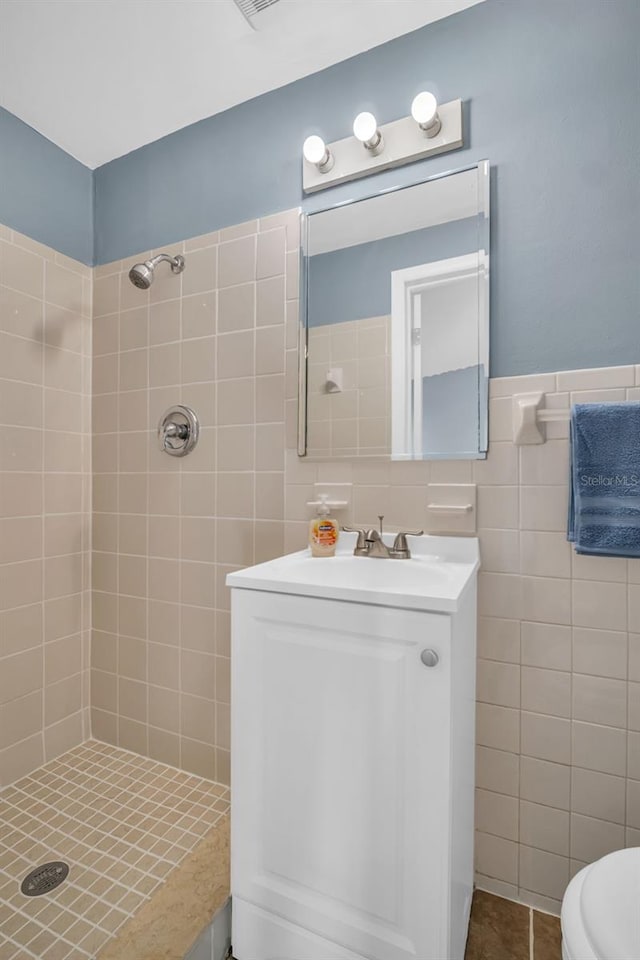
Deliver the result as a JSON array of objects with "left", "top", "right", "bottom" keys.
[{"left": 299, "top": 160, "right": 489, "bottom": 459}]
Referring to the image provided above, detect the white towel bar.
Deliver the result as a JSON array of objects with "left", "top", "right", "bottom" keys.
[
  {"left": 536, "top": 409, "right": 570, "bottom": 422},
  {"left": 513, "top": 392, "right": 569, "bottom": 445}
]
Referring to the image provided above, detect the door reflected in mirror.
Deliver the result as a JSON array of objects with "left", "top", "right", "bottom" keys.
[{"left": 300, "top": 161, "right": 489, "bottom": 460}]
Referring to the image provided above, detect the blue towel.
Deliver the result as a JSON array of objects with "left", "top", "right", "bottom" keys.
[{"left": 568, "top": 402, "right": 640, "bottom": 557}]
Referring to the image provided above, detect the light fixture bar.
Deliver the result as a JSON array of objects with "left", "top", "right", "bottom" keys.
[{"left": 302, "top": 97, "right": 463, "bottom": 194}]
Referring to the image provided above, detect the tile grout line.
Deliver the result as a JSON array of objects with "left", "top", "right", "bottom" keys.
[
  {"left": 40, "top": 252, "right": 47, "bottom": 775},
  {"left": 3, "top": 793, "right": 225, "bottom": 884},
  {"left": 5, "top": 771, "right": 227, "bottom": 839}
]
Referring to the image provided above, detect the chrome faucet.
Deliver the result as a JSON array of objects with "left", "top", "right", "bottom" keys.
[{"left": 343, "top": 516, "right": 424, "bottom": 559}]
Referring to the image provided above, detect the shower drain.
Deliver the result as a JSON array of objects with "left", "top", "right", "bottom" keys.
[{"left": 20, "top": 861, "right": 69, "bottom": 896}]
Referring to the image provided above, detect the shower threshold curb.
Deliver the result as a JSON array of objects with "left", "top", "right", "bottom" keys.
[{"left": 97, "top": 814, "right": 230, "bottom": 960}]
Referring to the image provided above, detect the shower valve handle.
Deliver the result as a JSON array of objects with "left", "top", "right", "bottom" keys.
[
  {"left": 164, "top": 421, "right": 188, "bottom": 441},
  {"left": 158, "top": 405, "right": 199, "bottom": 458}
]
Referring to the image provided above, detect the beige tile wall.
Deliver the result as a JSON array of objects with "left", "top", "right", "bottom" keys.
[
  {"left": 1, "top": 205, "right": 635, "bottom": 913},
  {"left": 90, "top": 211, "right": 299, "bottom": 784},
  {"left": 473, "top": 367, "right": 640, "bottom": 911},
  {"left": 45, "top": 202, "right": 628, "bottom": 906},
  {"left": 0, "top": 223, "right": 92, "bottom": 787},
  {"left": 307, "top": 315, "right": 390, "bottom": 458},
  {"left": 287, "top": 362, "right": 640, "bottom": 914},
  {"left": 91, "top": 206, "right": 639, "bottom": 908}
]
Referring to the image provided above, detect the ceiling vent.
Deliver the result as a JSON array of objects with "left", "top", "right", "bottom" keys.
[{"left": 233, "top": 0, "right": 282, "bottom": 29}]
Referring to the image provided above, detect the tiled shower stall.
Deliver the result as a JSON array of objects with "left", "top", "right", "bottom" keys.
[{"left": 90, "top": 210, "right": 300, "bottom": 783}]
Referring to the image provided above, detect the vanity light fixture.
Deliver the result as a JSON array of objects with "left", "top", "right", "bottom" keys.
[
  {"left": 411, "top": 91, "right": 442, "bottom": 138},
  {"left": 352, "top": 112, "right": 384, "bottom": 155},
  {"left": 302, "top": 135, "right": 334, "bottom": 173},
  {"left": 302, "top": 95, "right": 463, "bottom": 193}
]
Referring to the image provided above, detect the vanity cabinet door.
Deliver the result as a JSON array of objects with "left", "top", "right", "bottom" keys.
[{"left": 231, "top": 589, "right": 454, "bottom": 960}]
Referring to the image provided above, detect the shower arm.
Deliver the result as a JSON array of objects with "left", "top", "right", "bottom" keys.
[{"left": 147, "top": 253, "right": 185, "bottom": 273}]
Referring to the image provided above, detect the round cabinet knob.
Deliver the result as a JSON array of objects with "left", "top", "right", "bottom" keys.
[{"left": 420, "top": 649, "right": 439, "bottom": 668}]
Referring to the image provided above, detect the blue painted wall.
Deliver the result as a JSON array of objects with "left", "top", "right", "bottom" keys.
[
  {"left": 423, "top": 366, "right": 481, "bottom": 457},
  {"left": 2, "top": 0, "right": 637, "bottom": 373},
  {"left": 0, "top": 108, "right": 93, "bottom": 265},
  {"left": 93, "top": 0, "right": 640, "bottom": 376},
  {"left": 307, "top": 218, "right": 478, "bottom": 327}
]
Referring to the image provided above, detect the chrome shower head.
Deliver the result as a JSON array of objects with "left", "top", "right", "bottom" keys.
[
  {"left": 129, "top": 262, "right": 154, "bottom": 289},
  {"left": 128, "top": 253, "right": 185, "bottom": 289}
]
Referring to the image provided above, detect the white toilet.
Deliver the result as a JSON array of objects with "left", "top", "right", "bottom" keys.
[{"left": 561, "top": 847, "right": 640, "bottom": 959}]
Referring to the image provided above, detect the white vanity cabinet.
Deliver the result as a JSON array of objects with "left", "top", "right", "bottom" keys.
[{"left": 228, "top": 534, "right": 479, "bottom": 960}]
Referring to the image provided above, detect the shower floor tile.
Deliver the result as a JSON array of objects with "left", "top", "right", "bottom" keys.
[{"left": 0, "top": 739, "right": 230, "bottom": 959}]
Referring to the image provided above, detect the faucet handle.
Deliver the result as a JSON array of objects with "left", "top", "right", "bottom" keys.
[
  {"left": 391, "top": 530, "right": 424, "bottom": 558},
  {"left": 342, "top": 525, "right": 368, "bottom": 550}
]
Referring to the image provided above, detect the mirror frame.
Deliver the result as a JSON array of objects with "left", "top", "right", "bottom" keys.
[{"left": 297, "top": 159, "right": 490, "bottom": 460}]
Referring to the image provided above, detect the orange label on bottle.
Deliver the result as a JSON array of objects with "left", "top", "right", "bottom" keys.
[{"left": 312, "top": 519, "right": 337, "bottom": 546}]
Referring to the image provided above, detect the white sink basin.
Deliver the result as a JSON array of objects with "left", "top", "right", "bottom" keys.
[{"left": 226, "top": 531, "right": 479, "bottom": 612}]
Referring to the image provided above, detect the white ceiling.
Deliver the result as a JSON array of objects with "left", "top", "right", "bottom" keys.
[{"left": 0, "top": 0, "right": 482, "bottom": 170}]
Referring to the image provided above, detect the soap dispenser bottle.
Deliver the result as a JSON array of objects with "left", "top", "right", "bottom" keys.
[{"left": 309, "top": 494, "right": 339, "bottom": 558}]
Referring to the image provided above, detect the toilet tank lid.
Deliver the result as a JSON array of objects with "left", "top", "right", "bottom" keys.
[{"left": 580, "top": 847, "right": 640, "bottom": 960}]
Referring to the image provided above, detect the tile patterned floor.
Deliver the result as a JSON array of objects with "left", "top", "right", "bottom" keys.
[
  {"left": 465, "top": 890, "right": 562, "bottom": 960},
  {"left": 0, "top": 740, "right": 230, "bottom": 960},
  {"left": 0, "top": 745, "right": 562, "bottom": 960}
]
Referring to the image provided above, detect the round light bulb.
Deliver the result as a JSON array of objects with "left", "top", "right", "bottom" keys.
[
  {"left": 411, "top": 92, "right": 438, "bottom": 125},
  {"left": 352, "top": 111, "right": 379, "bottom": 143},
  {"left": 411, "top": 92, "right": 440, "bottom": 135},
  {"left": 303, "top": 135, "right": 327, "bottom": 165}
]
